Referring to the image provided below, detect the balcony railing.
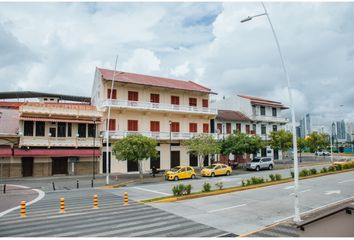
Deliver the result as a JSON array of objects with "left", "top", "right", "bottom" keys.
[
  {"left": 100, "top": 99, "right": 217, "bottom": 115},
  {"left": 252, "top": 115, "right": 288, "bottom": 123},
  {"left": 101, "top": 131, "right": 218, "bottom": 140},
  {"left": 19, "top": 136, "right": 102, "bottom": 148}
]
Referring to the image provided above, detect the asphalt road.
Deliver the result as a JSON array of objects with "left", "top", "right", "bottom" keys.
[{"left": 151, "top": 171, "right": 354, "bottom": 235}]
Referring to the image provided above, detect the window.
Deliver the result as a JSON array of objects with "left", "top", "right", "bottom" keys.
[
  {"left": 78, "top": 124, "right": 86, "bottom": 138},
  {"left": 189, "top": 98, "right": 197, "bottom": 107},
  {"left": 35, "top": 122, "right": 45, "bottom": 136},
  {"left": 252, "top": 124, "right": 257, "bottom": 134},
  {"left": 24, "top": 121, "right": 34, "bottom": 136},
  {"left": 88, "top": 124, "right": 96, "bottom": 137},
  {"left": 128, "top": 91, "right": 138, "bottom": 101},
  {"left": 272, "top": 108, "right": 277, "bottom": 117},
  {"left": 217, "top": 123, "right": 222, "bottom": 134},
  {"left": 236, "top": 123, "right": 241, "bottom": 133},
  {"left": 261, "top": 124, "right": 266, "bottom": 135},
  {"left": 260, "top": 106, "right": 266, "bottom": 116},
  {"left": 261, "top": 148, "right": 267, "bottom": 157},
  {"left": 128, "top": 120, "right": 138, "bottom": 131},
  {"left": 107, "top": 89, "right": 117, "bottom": 99},
  {"left": 273, "top": 125, "right": 278, "bottom": 132},
  {"left": 171, "top": 96, "right": 180, "bottom": 105},
  {"left": 202, "top": 99, "right": 208, "bottom": 108},
  {"left": 107, "top": 119, "right": 116, "bottom": 131},
  {"left": 49, "top": 127, "right": 56, "bottom": 137},
  {"left": 203, "top": 123, "right": 209, "bottom": 133},
  {"left": 67, "top": 123, "right": 72, "bottom": 137},
  {"left": 171, "top": 122, "right": 180, "bottom": 132},
  {"left": 246, "top": 124, "right": 250, "bottom": 134},
  {"left": 226, "top": 123, "right": 231, "bottom": 134},
  {"left": 189, "top": 123, "right": 197, "bottom": 133},
  {"left": 57, "top": 122, "right": 66, "bottom": 137},
  {"left": 150, "top": 121, "right": 160, "bottom": 132},
  {"left": 150, "top": 94, "right": 160, "bottom": 103}
]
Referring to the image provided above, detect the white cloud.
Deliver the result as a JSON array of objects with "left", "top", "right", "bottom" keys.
[
  {"left": 170, "top": 61, "right": 190, "bottom": 77},
  {"left": 122, "top": 48, "right": 161, "bottom": 74}
]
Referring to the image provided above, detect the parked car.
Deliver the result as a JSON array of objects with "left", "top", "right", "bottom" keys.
[
  {"left": 315, "top": 150, "right": 330, "bottom": 156},
  {"left": 201, "top": 163, "right": 232, "bottom": 177},
  {"left": 164, "top": 166, "right": 196, "bottom": 181},
  {"left": 246, "top": 157, "right": 274, "bottom": 171}
]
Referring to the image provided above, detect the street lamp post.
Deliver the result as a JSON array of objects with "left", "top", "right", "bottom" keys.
[
  {"left": 330, "top": 122, "right": 335, "bottom": 163},
  {"left": 92, "top": 119, "right": 96, "bottom": 180},
  {"left": 169, "top": 121, "right": 172, "bottom": 168},
  {"left": 241, "top": 2, "right": 301, "bottom": 222}
]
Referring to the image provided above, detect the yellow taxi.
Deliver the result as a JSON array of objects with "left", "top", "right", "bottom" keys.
[
  {"left": 164, "top": 166, "right": 196, "bottom": 181},
  {"left": 201, "top": 163, "right": 232, "bottom": 177}
]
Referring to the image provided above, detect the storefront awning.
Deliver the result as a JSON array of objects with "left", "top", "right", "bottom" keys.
[
  {"left": 19, "top": 117, "right": 100, "bottom": 124},
  {"left": 0, "top": 147, "right": 12, "bottom": 157},
  {"left": 14, "top": 148, "right": 101, "bottom": 157}
]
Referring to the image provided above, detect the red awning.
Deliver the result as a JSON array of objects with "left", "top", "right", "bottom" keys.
[
  {"left": 14, "top": 149, "right": 101, "bottom": 157},
  {"left": 0, "top": 147, "right": 12, "bottom": 157},
  {"left": 19, "top": 117, "right": 100, "bottom": 124}
]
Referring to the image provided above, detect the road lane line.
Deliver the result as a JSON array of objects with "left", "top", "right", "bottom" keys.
[
  {"left": 283, "top": 186, "right": 294, "bottom": 190},
  {"left": 133, "top": 187, "right": 169, "bottom": 196},
  {"left": 207, "top": 204, "right": 247, "bottom": 213},
  {"left": 289, "top": 189, "right": 311, "bottom": 196},
  {"left": 338, "top": 179, "right": 354, "bottom": 184}
]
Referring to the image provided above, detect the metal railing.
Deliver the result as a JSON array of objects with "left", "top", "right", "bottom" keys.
[
  {"left": 101, "top": 131, "right": 218, "bottom": 140},
  {"left": 252, "top": 114, "right": 288, "bottom": 123}
]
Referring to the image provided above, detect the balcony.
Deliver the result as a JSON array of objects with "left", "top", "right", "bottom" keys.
[
  {"left": 19, "top": 136, "right": 102, "bottom": 148},
  {"left": 99, "top": 99, "right": 217, "bottom": 115},
  {"left": 101, "top": 131, "right": 218, "bottom": 141},
  {"left": 252, "top": 115, "right": 288, "bottom": 123}
]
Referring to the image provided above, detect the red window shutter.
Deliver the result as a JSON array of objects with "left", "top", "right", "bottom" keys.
[
  {"left": 107, "top": 89, "right": 117, "bottom": 99},
  {"left": 189, "top": 123, "right": 197, "bottom": 133},
  {"left": 203, "top": 123, "right": 209, "bottom": 133},
  {"left": 128, "top": 120, "right": 138, "bottom": 131},
  {"left": 189, "top": 98, "right": 197, "bottom": 107},
  {"left": 226, "top": 123, "right": 231, "bottom": 134},
  {"left": 128, "top": 91, "right": 138, "bottom": 101},
  {"left": 171, "top": 96, "right": 180, "bottom": 105},
  {"left": 150, "top": 94, "right": 160, "bottom": 103},
  {"left": 108, "top": 119, "right": 116, "bottom": 131},
  {"left": 150, "top": 121, "right": 160, "bottom": 132},
  {"left": 171, "top": 122, "right": 180, "bottom": 132},
  {"left": 202, "top": 99, "right": 208, "bottom": 108},
  {"left": 217, "top": 123, "right": 222, "bottom": 133}
]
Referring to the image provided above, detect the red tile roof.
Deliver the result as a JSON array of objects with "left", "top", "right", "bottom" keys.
[
  {"left": 0, "top": 101, "right": 24, "bottom": 109},
  {"left": 97, "top": 67, "right": 216, "bottom": 94},
  {"left": 216, "top": 110, "right": 251, "bottom": 122},
  {"left": 238, "top": 95, "right": 288, "bottom": 109}
]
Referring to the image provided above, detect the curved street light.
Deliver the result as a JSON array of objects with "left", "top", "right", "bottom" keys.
[{"left": 241, "top": 2, "right": 301, "bottom": 223}]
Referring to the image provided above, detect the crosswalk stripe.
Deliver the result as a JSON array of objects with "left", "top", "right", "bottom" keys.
[{"left": 131, "top": 221, "right": 202, "bottom": 237}]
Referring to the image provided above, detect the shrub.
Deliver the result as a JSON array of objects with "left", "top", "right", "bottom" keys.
[
  {"left": 342, "top": 163, "right": 349, "bottom": 169},
  {"left": 246, "top": 179, "right": 251, "bottom": 186},
  {"left": 172, "top": 184, "right": 192, "bottom": 196},
  {"left": 269, "top": 174, "right": 276, "bottom": 181},
  {"left": 250, "top": 177, "right": 265, "bottom": 185},
  {"left": 310, "top": 168, "right": 317, "bottom": 175},
  {"left": 300, "top": 169, "right": 309, "bottom": 177},
  {"left": 335, "top": 164, "right": 342, "bottom": 171},
  {"left": 241, "top": 180, "right": 245, "bottom": 187},
  {"left": 290, "top": 171, "right": 294, "bottom": 178},
  {"left": 185, "top": 184, "right": 192, "bottom": 195},
  {"left": 328, "top": 165, "right": 336, "bottom": 172},
  {"left": 215, "top": 182, "right": 224, "bottom": 190},
  {"left": 202, "top": 182, "right": 211, "bottom": 192},
  {"left": 320, "top": 167, "right": 328, "bottom": 173},
  {"left": 275, "top": 174, "right": 282, "bottom": 181}
]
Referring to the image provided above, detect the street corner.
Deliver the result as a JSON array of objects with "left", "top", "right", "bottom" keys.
[{"left": 0, "top": 184, "right": 45, "bottom": 216}]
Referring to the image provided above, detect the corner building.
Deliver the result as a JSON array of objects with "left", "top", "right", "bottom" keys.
[{"left": 91, "top": 68, "right": 217, "bottom": 174}]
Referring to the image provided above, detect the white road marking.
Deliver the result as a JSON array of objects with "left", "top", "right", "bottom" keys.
[
  {"left": 207, "top": 204, "right": 247, "bottom": 213},
  {"left": 132, "top": 187, "right": 169, "bottom": 196},
  {"left": 289, "top": 189, "right": 311, "bottom": 196},
  {"left": 338, "top": 179, "right": 354, "bottom": 184},
  {"left": 0, "top": 185, "right": 45, "bottom": 218},
  {"left": 283, "top": 186, "right": 294, "bottom": 190},
  {"left": 325, "top": 190, "right": 341, "bottom": 195}
]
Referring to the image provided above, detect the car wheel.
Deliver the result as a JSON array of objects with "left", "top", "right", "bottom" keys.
[
  {"left": 211, "top": 172, "right": 215, "bottom": 177},
  {"left": 268, "top": 164, "right": 273, "bottom": 170},
  {"left": 174, "top": 176, "right": 179, "bottom": 181},
  {"left": 256, "top": 166, "right": 260, "bottom": 171},
  {"left": 191, "top": 174, "right": 196, "bottom": 179},
  {"left": 226, "top": 171, "right": 230, "bottom": 176}
]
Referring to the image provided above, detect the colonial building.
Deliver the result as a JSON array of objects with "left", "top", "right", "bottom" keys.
[
  {"left": 0, "top": 97, "right": 102, "bottom": 178},
  {"left": 91, "top": 67, "right": 217, "bottom": 174},
  {"left": 211, "top": 95, "right": 288, "bottom": 161}
]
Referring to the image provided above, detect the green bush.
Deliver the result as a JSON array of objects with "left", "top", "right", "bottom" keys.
[
  {"left": 172, "top": 184, "right": 192, "bottom": 196},
  {"left": 202, "top": 182, "right": 211, "bottom": 192},
  {"left": 275, "top": 174, "right": 282, "bottom": 181},
  {"left": 185, "top": 184, "right": 192, "bottom": 195},
  {"left": 269, "top": 174, "right": 276, "bottom": 181},
  {"left": 290, "top": 171, "right": 294, "bottom": 178},
  {"left": 310, "top": 168, "right": 317, "bottom": 175},
  {"left": 328, "top": 165, "right": 336, "bottom": 172},
  {"left": 246, "top": 179, "right": 251, "bottom": 186},
  {"left": 335, "top": 164, "right": 342, "bottom": 171},
  {"left": 215, "top": 182, "right": 224, "bottom": 190},
  {"left": 300, "top": 169, "right": 309, "bottom": 177},
  {"left": 320, "top": 167, "right": 328, "bottom": 173},
  {"left": 250, "top": 177, "right": 265, "bottom": 185},
  {"left": 241, "top": 180, "right": 245, "bottom": 187}
]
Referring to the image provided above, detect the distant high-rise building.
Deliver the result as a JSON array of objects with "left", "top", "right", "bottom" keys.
[
  {"left": 336, "top": 120, "right": 346, "bottom": 141},
  {"left": 299, "top": 113, "right": 312, "bottom": 138}
]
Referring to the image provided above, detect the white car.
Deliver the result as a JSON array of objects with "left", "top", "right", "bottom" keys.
[
  {"left": 315, "top": 151, "right": 330, "bottom": 156},
  {"left": 246, "top": 157, "right": 274, "bottom": 171}
]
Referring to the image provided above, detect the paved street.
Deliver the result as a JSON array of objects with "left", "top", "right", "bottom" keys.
[{"left": 0, "top": 188, "right": 229, "bottom": 237}]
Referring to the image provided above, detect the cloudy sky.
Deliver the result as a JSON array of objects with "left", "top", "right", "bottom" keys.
[{"left": 0, "top": 2, "right": 353, "bottom": 127}]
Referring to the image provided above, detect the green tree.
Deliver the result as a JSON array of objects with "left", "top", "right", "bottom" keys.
[
  {"left": 112, "top": 134, "right": 158, "bottom": 180},
  {"left": 297, "top": 137, "right": 307, "bottom": 162},
  {"left": 268, "top": 130, "right": 293, "bottom": 158},
  {"left": 221, "top": 132, "right": 264, "bottom": 157},
  {"left": 183, "top": 134, "right": 220, "bottom": 168},
  {"left": 306, "top": 132, "right": 329, "bottom": 153}
]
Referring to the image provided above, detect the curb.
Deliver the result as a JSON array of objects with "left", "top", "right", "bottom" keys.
[
  {"left": 142, "top": 168, "right": 354, "bottom": 203},
  {"left": 97, "top": 180, "right": 137, "bottom": 189}
]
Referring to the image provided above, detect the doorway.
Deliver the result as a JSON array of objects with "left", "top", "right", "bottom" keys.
[
  {"left": 52, "top": 157, "right": 68, "bottom": 175},
  {"left": 21, "top": 157, "right": 34, "bottom": 177},
  {"left": 171, "top": 151, "right": 180, "bottom": 168}
]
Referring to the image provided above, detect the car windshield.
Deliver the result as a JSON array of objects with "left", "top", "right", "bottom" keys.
[
  {"left": 170, "top": 167, "right": 181, "bottom": 172},
  {"left": 205, "top": 165, "right": 216, "bottom": 169},
  {"left": 251, "top": 158, "right": 261, "bottom": 162}
]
